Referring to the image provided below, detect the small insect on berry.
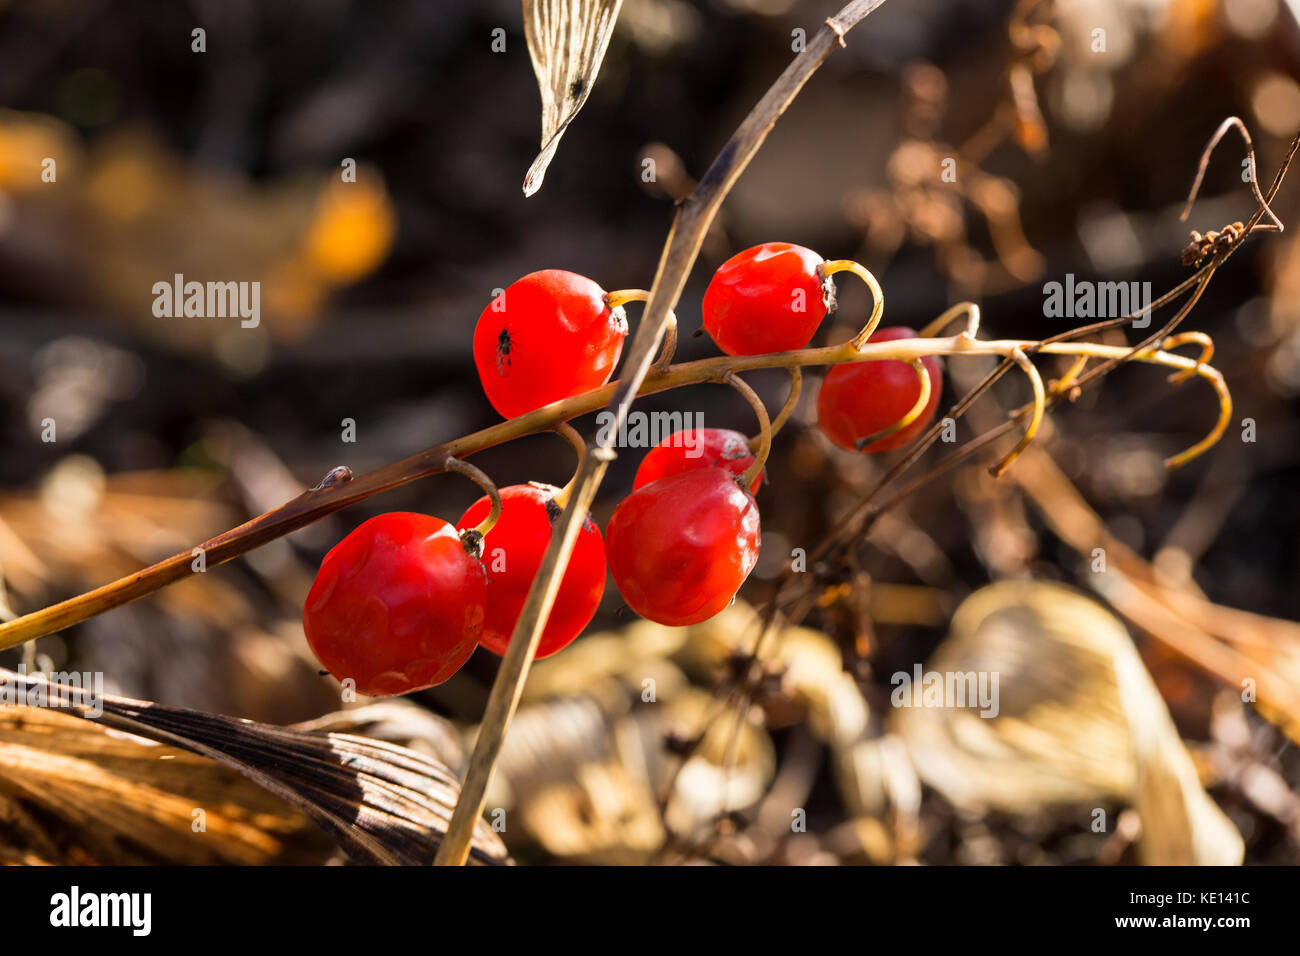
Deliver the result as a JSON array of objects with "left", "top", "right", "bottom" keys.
[
  {"left": 606, "top": 468, "right": 761, "bottom": 627},
  {"left": 457, "top": 483, "right": 606, "bottom": 658},
  {"left": 817, "top": 326, "right": 943, "bottom": 453},
  {"left": 634, "top": 427, "right": 762, "bottom": 494},
  {"left": 495, "top": 326, "right": 514, "bottom": 375},
  {"left": 702, "top": 242, "right": 831, "bottom": 356},
  {"left": 474, "top": 270, "right": 627, "bottom": 419},
  {"left": 303, "top": 512, "right": 487, "bottom": 697}
]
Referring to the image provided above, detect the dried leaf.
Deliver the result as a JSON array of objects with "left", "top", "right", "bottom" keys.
[
  {"left": 291, "top": 699, "right": 466, "bottom": 770},
  {"left": 522, "top": 0, "right": 623, "bottom": 196},
  {"left": 2, "top": 669, "right": 510, "bottom": 865},
  {"left": 893, "top": 581, "right": 1243, "bottom": 865},
  {"left": 0, "top": 706, "right": 329, "bottom": 865},
  {"left": 1113, "top": 644, "right": 1244, "bottom": 865}
]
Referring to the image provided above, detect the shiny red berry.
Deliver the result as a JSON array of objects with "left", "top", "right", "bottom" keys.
[
  {"left": 606, "top": 468, "right": 761, "bottom": 627},
  {"left": 473, "top": 269, "right": 627, "bottom": 419},
  {"left": 817, "top": 326, "right": 943, "bottom": 453},
  {"left": 303, "top": 512, "right": 486, "bottom": 697},
  {"left": 633, "top": 427, "right": 762, "bottom": 494},
  {"left": 457, "top": 483, "right": 605, "bottom": 659},
  {"left": 702, "top": 242, "right": 828, "bottom": 356}
]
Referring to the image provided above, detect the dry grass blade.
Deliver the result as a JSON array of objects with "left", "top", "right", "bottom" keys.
[
  {"left": 523, "top": 0, "right": 624, "bottom": 196},
  {"left": 1, "top": 669, "right": 510, "bottom": 866}
]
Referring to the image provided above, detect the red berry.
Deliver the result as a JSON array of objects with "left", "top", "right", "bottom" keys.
[
  {"left": 817, "top": 326, "right": 943, "bottom": 453},
  {"left": 473, "top": 270, "right": 627, "bottom": 419},
  {"left": 703, "top": 242, "right": 828, "bottom": 355},
  {"left": 303, "top": 512, "right": 486, "bottom": 697},
  {"left": 606, "top": 468, "right": 760, "bottom": 627},
  {"left": 457, "top": 483, "right": 605, "bottom": 659},
  {"left": 633, "top": 427, "right": 762, "bottom": 494}
]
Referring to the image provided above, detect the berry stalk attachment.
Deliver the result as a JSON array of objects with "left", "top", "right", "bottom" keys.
[
  {"left": 818, "top": 326, "right": 943, "bottom": 454},
  {"left": 989, "top": 347, "right": 1045, "bottom": 478},
  {"left": 445, "top": 457, "right": 503, "bottom": 555},
  {"left": 605, "top": 288, "right": 678, "bottom": 371},
  {"left": 549, "top": 421, "right": 588, "bottom": 510},
  {"left": 818, "top": 258, "right": 886, "bottom": 349},
  {"left": 723, "top": 371, "right": 771, "bottom": 493},
  {"left": 856, "top": 359, "right": 932, "bottom": 451}
]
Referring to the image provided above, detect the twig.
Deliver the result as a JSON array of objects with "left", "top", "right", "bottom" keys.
[
  {"left": 988, "top": 347, "right": 1044, "bottom": 477},
  {"left": 550, "top": 421, "right": 588, "bottom": 509},
  {"left": 723, "top": 371, "right": 772, "bottom": 489},
  {"left": 752, "top": 367, "right": 803, "bottom": 450},
  {"left": 1180, "top": 116, "right": 1282, "bottom": 232}
]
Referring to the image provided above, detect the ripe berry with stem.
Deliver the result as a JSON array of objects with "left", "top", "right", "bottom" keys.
[
  {"left": 302, "top": 459, "right": 500, "bottom": 697},
  {"left": 606, "top": 468, "right": 761, "bottom": 626},
  {"left": 702, "top": 242, "right": 830, "bottom": 355},
  {"left": 817, "top": 326, "right": 943, "bottom": 453},
  {"left": 456, "top": 464, "right": 605, "bottom": 658},
  {"left": 473, "top": 270, "right": 628, "bottom": 419},
  {"left": 634, "top": 427, "right": 762, "bottom": 494},
  {"left": 606, "top": 374, "right": 766, "bottom": 627},
  {"left": 632, "top": 367, "right": 801, "bottom": 493}
]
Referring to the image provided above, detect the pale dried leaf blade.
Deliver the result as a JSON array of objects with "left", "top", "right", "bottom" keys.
[
  {"left": 1112, "top": 644, "right": 1244, "bottom": 865},
  {"left": 522, "top": 0, "right": 623, "bottom": 196},
  {"left": 893, "top": 581, "right": 1243, "bottom": 865},
  {"left": 2, "top": 669, "right": 511, "bottom": 866}
]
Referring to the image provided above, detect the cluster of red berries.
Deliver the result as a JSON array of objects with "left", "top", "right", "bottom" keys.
[
  {"left": 303, "top": 483, "right": 608, "bottom": 698},
  {"left": 304, "top": 243, "right": 942, "bottom": 697},
  {"left": 702, "top": 243, "right": 943, "bottom": 453}
]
